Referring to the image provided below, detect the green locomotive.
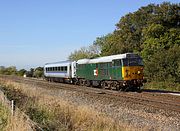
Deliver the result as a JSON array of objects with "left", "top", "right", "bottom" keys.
[{"left": 76, "top": 53, "right": 145, "bottom": 91}]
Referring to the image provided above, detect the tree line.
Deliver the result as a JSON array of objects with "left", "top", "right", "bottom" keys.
[
  {"left": 69, "top": 2, "right": 180, "bottom": 84},
  {"left": 0, "top": 66, "right": 44, "bottom": 78}
]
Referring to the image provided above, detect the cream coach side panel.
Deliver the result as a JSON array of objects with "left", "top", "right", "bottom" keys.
[{"left": 71, "top": 61, "right": 76, "bottom": 78}]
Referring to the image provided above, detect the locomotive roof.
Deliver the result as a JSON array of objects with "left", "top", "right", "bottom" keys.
[{"left": 77, "top": 53, "right": 140, "bottom": 64}]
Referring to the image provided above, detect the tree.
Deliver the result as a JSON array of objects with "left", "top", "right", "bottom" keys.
[
  {"left": 33, "top": 67, "right": 43, "bottom": 78},
  {"left": 0, "top": 66, "right": 17, "bottom": 75},
  {"left": 17, "top": 69, "right": 27, "bottom": 76},
  {"left": 4, "top": 66, "right": 17, "bottom": 75},
  {"left": 142, "top": 25, "right": 180, "bottom": 60},
  {"left": 144, "top": 45, "right": 180, "bottom": 82},
  {"left": 0, "top": 66, "right": 5, "bottom": 74},
  {"left": 68, "top": 44, "right": 100, "bottom": 61}
]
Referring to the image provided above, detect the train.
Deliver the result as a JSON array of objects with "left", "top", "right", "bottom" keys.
[{"left": 44, "top": 53, "right": 146, "bottom": 91}]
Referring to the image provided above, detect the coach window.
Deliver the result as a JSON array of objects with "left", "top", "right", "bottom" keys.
[
  {"left": 55, "top": 67, "right": 57, "bottom": 71},
  {"left": 58, "top": 67, "right": 60, "bottom": 71},
  {"left": 65, "top": 66, "right": 67, "bottom": 71}
]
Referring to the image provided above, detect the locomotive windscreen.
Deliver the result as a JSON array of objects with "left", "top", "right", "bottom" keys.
[{"left": 122, "top": 58, "right": 143, "bottom": 66}]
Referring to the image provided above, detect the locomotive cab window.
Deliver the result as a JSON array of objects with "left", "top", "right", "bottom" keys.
[{"left": 122, "top": 58, "right": 143, "bottom": 66}]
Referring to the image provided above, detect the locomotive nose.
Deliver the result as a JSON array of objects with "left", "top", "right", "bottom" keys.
[{"left": 122, "top": 66, "right": 143, "bottom": 80}]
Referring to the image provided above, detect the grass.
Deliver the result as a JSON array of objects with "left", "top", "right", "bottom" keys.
[
  {"left": 5, "top": 110, "right": 32, "bottom": 131},
  {"left": 0, "top": 96, "right": 31, "bottom": 131},
  {"left": 143, "top": 81, "right": 180, "bottom": 92},
  {"left": 0, "top": 78, "right": 133, "bottom": 131},
  {"left": 0, "top": 103, "right": 9, "bottom": 131}
]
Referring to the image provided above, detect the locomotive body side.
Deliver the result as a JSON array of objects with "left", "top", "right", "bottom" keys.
[{"left": 76, "top": 53, "right": 145, "bottom": 91}]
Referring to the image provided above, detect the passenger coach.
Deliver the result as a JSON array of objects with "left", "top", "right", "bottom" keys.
[{"left": 44, "top": 61, "right": 76, "bottom": 83}]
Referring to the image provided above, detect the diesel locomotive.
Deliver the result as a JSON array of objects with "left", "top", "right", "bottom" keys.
[{"left": 44, "top": 53, "right": 145, "bottom": 91}]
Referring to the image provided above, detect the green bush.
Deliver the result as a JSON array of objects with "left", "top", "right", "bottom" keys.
[
  {"left": 144, "top": 81, "right": 180, "bottom": 91},
  {"left": 144, "top": 45, "right": 180, "bottom": 83},
  {"left": 0, "top": 103, "right": 9, "bottom": 131}
]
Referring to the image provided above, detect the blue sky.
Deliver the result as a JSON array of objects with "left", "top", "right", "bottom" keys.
[{"left": 0, "top": 0, "right": 179, "bottom": 70}]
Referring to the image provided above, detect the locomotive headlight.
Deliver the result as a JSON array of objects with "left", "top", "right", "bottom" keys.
[{"left": 137, "top": 70, "right": 141, "bottom": 74}]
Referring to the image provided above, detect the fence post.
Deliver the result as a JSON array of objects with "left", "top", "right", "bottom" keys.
[{"left": 11, "top": 100, "right": 14, "bottom": 115}]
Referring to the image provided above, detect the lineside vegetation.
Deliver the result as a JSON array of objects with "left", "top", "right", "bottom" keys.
[{"left": 0, "top": 78, "right": 136, "bottom": 131}]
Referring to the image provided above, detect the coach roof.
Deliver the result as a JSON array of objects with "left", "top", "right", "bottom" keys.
[{"left": 44, "top": 61, "right": 72, "bottom": 67}]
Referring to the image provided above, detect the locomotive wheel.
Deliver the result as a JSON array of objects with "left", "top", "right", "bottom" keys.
[
  {"left": 79, "top": 79, "right": 84, "bottom": 86},
  {"left": 124, "top": 87, "right": 128, "bottom": 92},
  {"left": 100, "top": 81, "right": 106, "bottom": 89},
  {"left": 74, "top": 81, "right": 79, "bottom": 85},
  {"left": 108, "top": 83, "right": 112, "bottom": 90},
  {"left": 116, "top": 84, "right": 120, "bottom": 91},
  {"left": 85, "top": 80, "right": 91, "bottom": 87}
]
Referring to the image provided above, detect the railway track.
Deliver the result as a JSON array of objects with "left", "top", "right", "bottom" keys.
[{"left": 3, "top": 75, "right": 180, "bottom": 113}]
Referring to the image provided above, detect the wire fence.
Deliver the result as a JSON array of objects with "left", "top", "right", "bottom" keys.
[{"left": 0, "top": 89, "right": 43, "bottom": 131}]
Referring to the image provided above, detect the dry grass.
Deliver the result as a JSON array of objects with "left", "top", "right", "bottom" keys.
[
  {"left": 5, "top": 111, "right": 32, "bottom": 131},
  {"left": 0, "top": 78, "right": 134, "bottom": 131},
  {"left": 0, "top": 102, "right": 9, "bottom": 131},
  {"left": 0, "top": 94, "right": 32, "bottom": 130}
]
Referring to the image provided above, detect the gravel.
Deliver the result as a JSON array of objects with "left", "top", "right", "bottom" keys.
[{"left": 45, "top": 86, "right": 180, "bottom": 130}]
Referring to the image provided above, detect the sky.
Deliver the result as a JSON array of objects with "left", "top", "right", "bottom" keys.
[{"left": 0, "top": 0, "right": 179, "bottom": 70}]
